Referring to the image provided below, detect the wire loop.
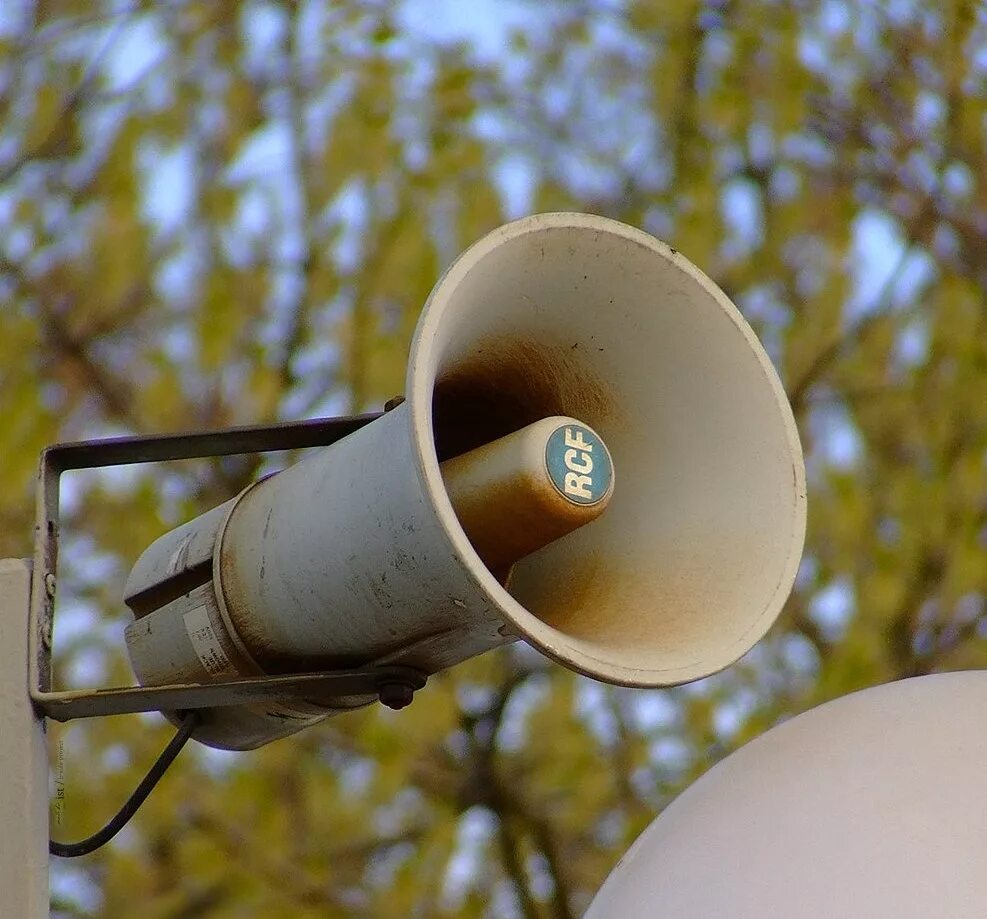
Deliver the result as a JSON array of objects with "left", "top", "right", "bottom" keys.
[{"left": 50, "top": 711, "right": 200, "bottom": 858}]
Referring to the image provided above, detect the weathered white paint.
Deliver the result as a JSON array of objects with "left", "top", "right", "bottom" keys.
[
  {"left": 0, "top": 558, "right": 48, "bottom": 917},
  {"left": 126, "top": 213, "right": 806, "bottom": 750},
  {"left": 586, "top": 671, "right": 987, "bottom": 918}
]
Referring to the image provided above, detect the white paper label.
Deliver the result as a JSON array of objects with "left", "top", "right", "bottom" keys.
[{"left": 183, "top": 606, "right": 234, "bottom": 677}]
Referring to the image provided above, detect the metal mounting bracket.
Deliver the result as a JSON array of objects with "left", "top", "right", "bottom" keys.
[{"left": 27, "top": 411, "right": 432, "bottom": 722}]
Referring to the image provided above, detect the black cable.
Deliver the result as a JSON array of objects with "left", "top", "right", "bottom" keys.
[{"left": 50, "top": 711, "right": 201, "bottom": 858}]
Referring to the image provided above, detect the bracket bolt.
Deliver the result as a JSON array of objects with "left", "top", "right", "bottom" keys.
[
  {"left": 45, "top": 573, "right": 56, "bottom": 598},
  {"left": 378, "top": 681, "right": 416, "bottom": 710}
]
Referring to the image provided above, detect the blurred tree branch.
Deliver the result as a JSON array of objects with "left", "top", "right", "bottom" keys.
[{"left": 7, "top": 2, "right": 987, "bottom": 915}]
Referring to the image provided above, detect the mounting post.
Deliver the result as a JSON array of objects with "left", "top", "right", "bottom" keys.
[{"left": 0, "top": 557, "right": 48, "bottom": 918}]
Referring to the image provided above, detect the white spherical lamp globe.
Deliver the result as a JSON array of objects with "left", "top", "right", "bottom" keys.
[{"left": 586, "top": 672, "right": 987, "bottom": 918}]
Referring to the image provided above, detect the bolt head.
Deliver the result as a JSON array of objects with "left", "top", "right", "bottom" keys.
[{"left": 378, "top": 682, "right": 415, "bottom": 710}]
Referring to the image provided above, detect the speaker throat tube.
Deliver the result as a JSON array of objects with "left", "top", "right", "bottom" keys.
[{"left": 439, "top": 416, "right": 614, "bottom": 572}]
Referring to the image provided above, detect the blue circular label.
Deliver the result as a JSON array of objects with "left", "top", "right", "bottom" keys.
[{"left": 545, "top": 423, "right": 613, "bottom": 505}]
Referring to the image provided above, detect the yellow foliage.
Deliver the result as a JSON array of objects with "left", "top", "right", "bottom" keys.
[{"left": 2, "top": 1, "right": 986, "bottom": 914}]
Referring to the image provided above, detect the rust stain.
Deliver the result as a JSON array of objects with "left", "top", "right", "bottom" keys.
[
  {"left": 442, "top": 448, "right": 610, "bottom": 570},
  {"left": 510, "top": 551, "right": 685, "bottom": 674},
  {"left": 432, "top": 337, "right": 621, "bottom": 462}
]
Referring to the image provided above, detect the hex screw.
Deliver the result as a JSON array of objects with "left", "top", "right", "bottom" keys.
[{"left": 378, "top": 681, "right": 416, "bottom": 710}]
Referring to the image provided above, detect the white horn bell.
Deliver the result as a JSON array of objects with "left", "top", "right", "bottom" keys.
[{"left": 124, "top": 212, "right": 806, "bottom": 749}]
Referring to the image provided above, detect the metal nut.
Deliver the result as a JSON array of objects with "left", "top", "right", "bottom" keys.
[{"left": 378, "top": 681, "right": 416, "bottom": 710}]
